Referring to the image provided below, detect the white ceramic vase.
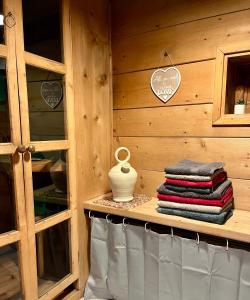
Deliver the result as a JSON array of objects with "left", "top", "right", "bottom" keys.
[
  {"left": 234, "top": 104, "right": 246, "bottom": 114},
  {"left": 108, "top": 147, "right": 137, "bottom": 202}
]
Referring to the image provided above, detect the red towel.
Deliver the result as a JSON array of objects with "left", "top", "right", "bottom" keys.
[
  {"left": 165, "top": 171, "right": 227, "bottom": 188},
  {"left": 157, "top": 187, "right": 233, "bottom": 207}
]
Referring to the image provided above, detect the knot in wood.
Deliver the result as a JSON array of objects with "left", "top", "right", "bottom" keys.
[{"left": 99, "top": 74, "right": 107, "bottom": 85}]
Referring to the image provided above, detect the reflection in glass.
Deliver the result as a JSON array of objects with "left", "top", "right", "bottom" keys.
[
  {"left": 22, "top": 0, "right": 62, "bottom": 62},
  {"left": 0, "top": 58, "right": 10, "bottom": 143},
  {"left": 0, "top": 155, "right": 17, "bottom": 234},
  {"left": 36, "top": 221, "right": 70, "bottom": 297},
  {"left": 32, "top": 150, "right": 68, "bottom": 220},
  {"left": 26, "top": 65, "right": 66, "bottom": 141},
  {"left": 0, "top": 243, "right": 22, "bottom": 299}
]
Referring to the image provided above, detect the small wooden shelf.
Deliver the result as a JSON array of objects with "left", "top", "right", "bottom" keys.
[
  {"left": 213, "top": 42, "right": 250, "bottom": 125},
  {"left": 83, "top": 196, "right": 250, "bottom": 243}
]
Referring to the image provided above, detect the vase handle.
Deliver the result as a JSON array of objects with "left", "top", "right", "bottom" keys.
[{"left": 115, "top": 147, "right": 131, "bottom": 163}]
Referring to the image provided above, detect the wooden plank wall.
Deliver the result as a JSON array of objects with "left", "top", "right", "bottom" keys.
[
  {"left": 70, "top": 0, "right": 112, "bottom": 293},
  {"left": 111, "top": 0, "right": 250, "bottom": 211}
]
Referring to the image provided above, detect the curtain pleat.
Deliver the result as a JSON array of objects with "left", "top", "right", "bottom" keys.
[
  {"left": 144, "top": 230, "right": 159, "bottom": 300},
  {"left": 84, "top": 217, "right": 250, "bottom": 300},
  {"left": 159, "top": 234, "right": 182, "bottom": 300},
  {"left": 107, "top": 222, "right": 128, "bottom": 300},
  {"left": 84, "top": 218, "right": 112, "bottom": 299},
  {"left": 126, "top": 224, "right": 145, "bottom": 300}
]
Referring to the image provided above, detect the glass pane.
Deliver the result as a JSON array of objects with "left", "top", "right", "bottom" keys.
[
  {"left": 225, "top": 55, "right": 250, "bottom": 114},
  {"left": 33, "top": 150, "right": 68, "bottom": 221},
  {"left": 26, "top": 65, "right": 66, "bottom": 141},
  {"left": 0, "top": 1, "right": 4, "bottom": 44},
  {"left": 0, "top": 155, "right": 17, "bottom": 234},
  {"left": 36, "top": 221, "right": 70, "bottom": 297},
  {"left": 22, "top": 0, "right": 62, "bottom": 62},
  {"left": 0, "top": 58, "right": 11, "bottom": 143},
  {"left": 0, "top": 243, "right": 22, "bottom": 300}
]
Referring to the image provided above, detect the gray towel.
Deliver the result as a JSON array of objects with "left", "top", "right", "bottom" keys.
[
  {"left": 157, "top": 207, "right": 233, "bottom": 225},
  {"left": 158, "top": 199, "right": 233, "bottom": 214},
  {"left": 165, "top": 160, "right": 224, "bottom": 176},
  {"left": 157, "top": 179, "right": 232, "bottom": 199},
  {"left": 165, "top": 168, "right": 225, "bottom": 182}
]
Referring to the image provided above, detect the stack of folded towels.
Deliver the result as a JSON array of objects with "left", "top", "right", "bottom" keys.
[{"left": 157, "top": 160, "right": 233, "bottom": 225}]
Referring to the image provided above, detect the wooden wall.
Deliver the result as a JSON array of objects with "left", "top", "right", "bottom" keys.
[
  {"left": 111, "top": 0, "right": 250, "bottom": 211},
  {"left": 71, "top": 0, "right": 112, "bottom": 293}
]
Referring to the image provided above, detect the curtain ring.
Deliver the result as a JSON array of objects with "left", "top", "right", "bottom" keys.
[
  {"left": 196, "top": 233, "right": 200, "bottom": 245},
  {"left": 122, "top": 218, "right": 127, "bottom": 230},
  {"left": 88, "top": 210, "right": 93, "bottom": 219},
  {"left": 171, "top": 227, "right": 174, "bottom": 238},
  {"left": 225, "top": 239, "right": 229, "bottom": 251},
  {"left": 106, "top": 214, "right": 112, "bottom": 223},
  {"left": 145, "top": 222, "right": 150, "bottom": 233}
]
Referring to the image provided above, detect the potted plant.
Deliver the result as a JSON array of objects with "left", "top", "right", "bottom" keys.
[{"left": 234, "top": 98, "right": 246, "bottom": 114}]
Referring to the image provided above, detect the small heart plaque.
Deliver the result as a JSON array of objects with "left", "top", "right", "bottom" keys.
[
  {"left": 151, "top": 67, "right": 181, "bottom": 103},
  {"left": 41, "top": 81, "right": 63, "bottom": 109}
]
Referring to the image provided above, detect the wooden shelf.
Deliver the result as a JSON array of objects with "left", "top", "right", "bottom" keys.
[
  {"left": 32, "top": 159, "right": 54, "bottom": 172},
  {"left": 83, "top": 195, "right": 250, "bottom": 244}
]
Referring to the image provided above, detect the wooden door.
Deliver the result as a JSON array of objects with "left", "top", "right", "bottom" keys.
[
  {"left": 13, "top": 0, "right": 79, "bottom": 299},
  {"left": 0, "top": 0, "right": 33, "bottom": 299}
]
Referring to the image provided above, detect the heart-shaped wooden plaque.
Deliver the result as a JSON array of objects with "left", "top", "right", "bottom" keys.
[
  {"left": 151, "top": 67, "right": 181, "bottom": 103},
  {"left": 41, "top": 81, "right": 63, "bottom": 109}
]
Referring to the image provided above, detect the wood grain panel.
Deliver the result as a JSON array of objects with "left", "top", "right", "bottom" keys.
[
  {"left": 71, "top": 0, "right": 112, "bottom": 293},
  {"left": 114, "top": 137, "right": 250, "bottom": 179},
  {"left": 113, "top": 9, "right": 250, "bottom": 73},
  {"left": 114, "top": 104, "right": 250, "bottom": 137},
  {"left": 114, "top": 60, "right": 214, "bottom": 109},
  {"left": 72, "top": 0, "right": 111, "bottom": 201},
  {"left": 111, "top": 0, "right": 250, "bottom": 37},
  {"left": 135, "top": 169, "right": 250, "bottom": 211}
]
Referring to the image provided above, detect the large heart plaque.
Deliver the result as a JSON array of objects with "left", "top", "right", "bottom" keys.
[
  {"left": 41, "top": 81, "right": 63, "bottom": 109},
  {"left": 151, "top": 67, "right": 181, "bottom": 103}
]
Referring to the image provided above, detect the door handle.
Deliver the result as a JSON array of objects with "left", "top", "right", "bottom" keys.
[
  {"left": 27, "top": 145, "right": 36, "bottom": 153},
  {"left": 17, "top": 145, "right": 26, "bottom": 154}
]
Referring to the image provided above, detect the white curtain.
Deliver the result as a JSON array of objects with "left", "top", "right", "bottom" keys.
[{"left": 84, "top": 217, "right": 250, "bottom": 300}]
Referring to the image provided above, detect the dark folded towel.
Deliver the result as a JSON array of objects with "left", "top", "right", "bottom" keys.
[
  {"left": 157, "top": 180, "right": 232, "bottom": 200},
  {"left": 157, "top": 207, "right": 233, "bottom": 225},
  {"left": 165, "top": 184, "right": 213, "bottom": 194},
  {"left": 165, "top": 159, "right": 224, "bottom": 176}
]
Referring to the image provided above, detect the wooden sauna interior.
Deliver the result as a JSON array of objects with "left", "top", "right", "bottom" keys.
[{"left": 1, "top": 0, "right": 250, "bottom": 299}]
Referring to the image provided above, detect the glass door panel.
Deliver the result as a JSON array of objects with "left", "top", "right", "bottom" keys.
[
  {"left": 0, "top": 57, "right": 10, "bottom": 143},
  {"left": 32, "top": 150, "right": 69, "bottom": 221},
  {"left": 0, "top": 242, "right": 22, "bottom": 300},
  {"left": 22, "top": 0, "right": 63, "bottom": 62},
  {"left": 36, "top": 220, "right": 70, "bottom": 297},
  {"left": 26, "top": 65, "right": 66, "bottom": 141},
  {"left": 0, "top": 155, "right": 17, "bottom": 234}
]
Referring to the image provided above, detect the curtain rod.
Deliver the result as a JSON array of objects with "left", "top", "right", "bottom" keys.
[{"left": 85, "top": 210, "right": 250, "bottom": 252}]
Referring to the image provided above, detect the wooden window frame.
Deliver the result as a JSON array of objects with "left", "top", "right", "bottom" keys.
[{"left": 213, "top": 42, "right": 250, "bottom": 125}]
